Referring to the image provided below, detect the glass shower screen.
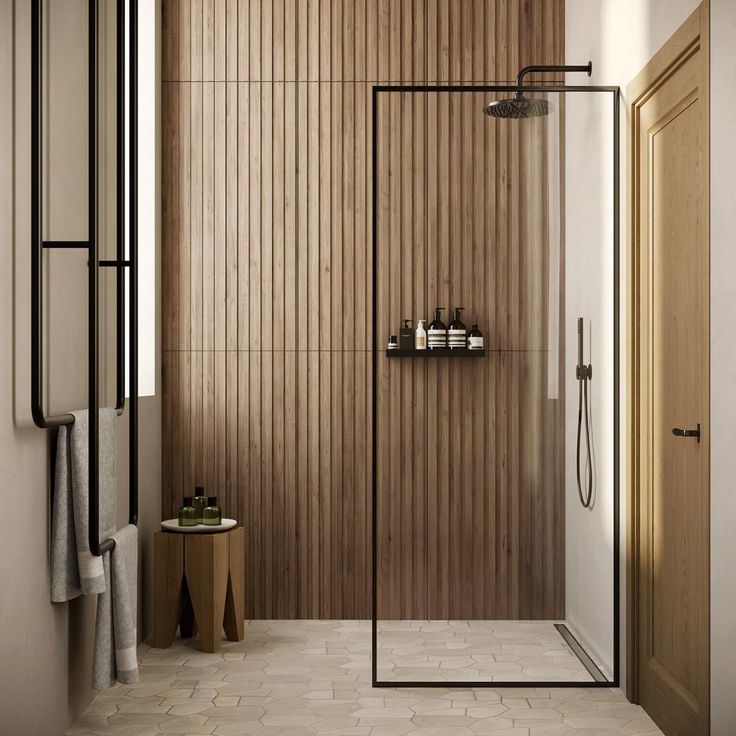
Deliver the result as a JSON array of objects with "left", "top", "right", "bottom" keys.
[{"left": 372, "top": 85, "right": 619, "bottom": 687}]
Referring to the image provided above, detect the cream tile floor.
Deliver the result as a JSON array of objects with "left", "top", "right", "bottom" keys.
[
  {"left": 377, "top": 621, "right": 594, "bottom": 682},
  {"left": 67, "top": 620, "right": 663, "bottom": 736}
]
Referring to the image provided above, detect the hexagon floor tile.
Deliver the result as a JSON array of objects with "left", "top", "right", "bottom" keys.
[{"left": 66, "top": 620, "right": 663, "bottom": 736}]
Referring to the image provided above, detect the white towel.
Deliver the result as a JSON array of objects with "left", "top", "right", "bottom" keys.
[
  {"left": 93, "top": 524, "right": 139, "bottom": 688},
  {"left": 51, "top": 409, "right": 117, "bottom": 601}
]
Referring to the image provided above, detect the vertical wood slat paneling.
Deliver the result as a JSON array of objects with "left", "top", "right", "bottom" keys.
[
  {"left": 376, "top": 92, "right": 565, "bottom": 620},
  {"left": 162, "top": 0, "right": 563, "bottom": 619}
]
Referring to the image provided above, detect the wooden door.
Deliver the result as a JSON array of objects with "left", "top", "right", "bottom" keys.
[{"left": 628, "top": 4, "right": 709, "bottom": 735}]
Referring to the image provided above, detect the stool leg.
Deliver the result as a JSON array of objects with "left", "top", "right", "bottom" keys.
[
  {"left": 224, "top": 527, "right": 245, "bottom": 642},
  {"left": 185, "top": 533, "right": 229, "bottom": 653},
  {"left": 179, "top": 583, "right": 198, "bottom": 639},
  {"left": 153, "top": 532, "right": 184, "bottom": 649}
]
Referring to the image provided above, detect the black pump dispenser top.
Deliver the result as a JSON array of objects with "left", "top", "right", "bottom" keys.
[
  {"left": 427, "top": 307, "right": 447, "bottom": 349},
  {"left": 452, "top": 307, "right": 464, "bottom": 322}
]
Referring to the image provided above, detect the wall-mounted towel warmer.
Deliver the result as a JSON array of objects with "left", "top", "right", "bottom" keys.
[{"left": 31, "top": 0, "right": 138, "bottom": 557}]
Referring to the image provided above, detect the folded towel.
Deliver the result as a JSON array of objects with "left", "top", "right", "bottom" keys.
[
  {"left": 93, "top": 524, "right": 139, "bottom": 688},
  {"left": 51, "top": 409, "right": 117, "bottom": 602}
]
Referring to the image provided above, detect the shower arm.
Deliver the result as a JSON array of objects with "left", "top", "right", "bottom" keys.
[{"left": 514, "top": 62, "right": 592, "bottom": 96}]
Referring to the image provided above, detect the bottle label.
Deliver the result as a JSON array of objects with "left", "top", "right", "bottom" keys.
[
  {"left": 415, "top": 335, "right": 426, "bottom": 349},
  {"left": 468, "top": 336, "right": 484, "bottom": 349},
  {"left": 428, "top": 328, "right": 446, "bottom": 348},
  {"left": 448, "top": 328, "right": 466, "bottom": 348}
]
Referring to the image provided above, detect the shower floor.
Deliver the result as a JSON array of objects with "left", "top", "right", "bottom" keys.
[
  {"left": 377, "top": 620, "right": 600, "bottom": 683},
  {"left": 66, "top": 620, "right": 660, "bottom": 736}
]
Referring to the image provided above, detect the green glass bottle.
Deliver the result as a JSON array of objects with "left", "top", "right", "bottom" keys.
[
  {"left": 192, "top": 486, "right": 208, "bottom": 524},
  {"left": 178, "top": 505, "right": 197, "bottom": 526},
  {"left": 202, "top": 504, "right": 222, "bottom": 526}
]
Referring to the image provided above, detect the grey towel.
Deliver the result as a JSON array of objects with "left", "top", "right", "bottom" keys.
[
  {"left": 93, "top": 524, "right": 139, "bottom": 688},
  {"left": 51, "top": 409, "right": 117, "bottom": 602}
]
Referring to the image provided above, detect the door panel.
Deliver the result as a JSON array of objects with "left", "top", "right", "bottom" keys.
[{"left": 629, "top": 4, "right": 709, "bottom": 736}]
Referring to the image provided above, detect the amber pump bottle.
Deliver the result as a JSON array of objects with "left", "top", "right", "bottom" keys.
[
  {"left": 448, "top": 308, "right": 466, "bottom": 349},
  {"left": 428, "top": 307, "right": 447, "bottom": 349}
]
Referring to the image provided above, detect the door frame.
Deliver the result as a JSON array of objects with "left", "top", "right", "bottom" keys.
[{"left": 626, "top": 0, "right": 710, "bottom": 707}]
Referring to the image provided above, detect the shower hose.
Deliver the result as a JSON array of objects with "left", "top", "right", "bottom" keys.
[{"left": 576, "top": 363, "right": 593, "bottom": 508}]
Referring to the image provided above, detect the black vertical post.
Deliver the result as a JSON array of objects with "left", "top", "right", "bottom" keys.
[
  {"left": 612, "top": 87, "right": 621, "bottom": 688},
  {"left": 371, "top": 85, "right": 378, "bottom": 688},
  {"left": 88, "top": 0, "right": 100, "bottom": 555},
  {"left": 31, "top": 0, "right": 43, "bottom": 428},
  {"left": 129, "top": 0, "right": 139, "bottom": 525},
  {"left": 115, "top": 0, "right": 126, "bottom": 413}
]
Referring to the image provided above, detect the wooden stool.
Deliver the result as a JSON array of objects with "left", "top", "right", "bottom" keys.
[{"left": 153, "top": 526, "right": 244, "bottom": 652}]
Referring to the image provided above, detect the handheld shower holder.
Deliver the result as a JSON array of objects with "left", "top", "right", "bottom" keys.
[{"left": 576, "top": 363, "right": 592, "bottom": 380}]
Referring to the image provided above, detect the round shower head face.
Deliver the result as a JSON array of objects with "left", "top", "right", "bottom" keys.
[{"left": 484, "top": 96, "right": 551, "bottom": 119}]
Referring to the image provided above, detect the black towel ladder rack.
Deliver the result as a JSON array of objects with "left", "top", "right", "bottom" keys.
[{"left": 31, "top": 0, "right": 138, "bottom": 556}]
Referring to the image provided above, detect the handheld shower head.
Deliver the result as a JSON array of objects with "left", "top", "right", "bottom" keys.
[
  {"left": 578, "top": 316, "right": 583, "bottom": 367},
  {"left": 576, "top": 317, "right": 591, "bottom": 380},
  {"left": 576, "top": 317, "right": 593, "bottom": 508}
]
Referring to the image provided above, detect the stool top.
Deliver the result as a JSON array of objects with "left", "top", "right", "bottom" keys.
[{"left": 160, "top": 518, "right": 238, "bottom": 533}]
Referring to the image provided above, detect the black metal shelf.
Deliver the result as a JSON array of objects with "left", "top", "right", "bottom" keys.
[{"left": 386, "top": 348, "right": 485, "bottom": 358}]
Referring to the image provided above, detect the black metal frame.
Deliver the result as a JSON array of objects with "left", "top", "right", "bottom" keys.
[
  {"left": 371, "top": 83, "right": 620, "bottom": 688},
  {"left": 31, "top": 0, "right": 138, "bottom": 556}
]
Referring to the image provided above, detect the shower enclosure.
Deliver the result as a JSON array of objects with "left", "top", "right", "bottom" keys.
[{"left": 371, "top": 81, "right": 619, "bottom": 687}]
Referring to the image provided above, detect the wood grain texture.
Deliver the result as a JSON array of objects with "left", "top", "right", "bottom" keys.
[
  {"left": 162, "top": 0, "right": 564, "bottom": 619},
  {"left": 627, "top": 4, "right": 709, "bottom": 731},
  {"left": 184, "top": 531, "right": 230, "bottom": 652},
  {"left": 224, "top": 526, "right": 245, "bottom": 640},
  {"left": 153, "top": 529, "right": 246, "bottom": 652},
  {"left": 153, "top": 531, "right": 185, "bottom": 648},
  {"left": 375, "top": 93, "right": 565, "bottom": 620}
]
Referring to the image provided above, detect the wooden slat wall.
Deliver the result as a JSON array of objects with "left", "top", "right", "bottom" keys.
[
  {"left": 162, "top": 0, "right": 564, "bottom": 619},
  {"left": 376, "top": 90, "right": 565, "bottom": 621}
]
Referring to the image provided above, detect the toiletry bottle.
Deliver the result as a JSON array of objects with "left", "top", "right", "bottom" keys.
[
  {"left": 192, "top": 486, "right": 208, "bottom": 524},
  {"left": 415, "top": 319, "right": 428, "bottom": 350},
  {"left": 428, "top": 307, "right": 447, "bottom": 349},
  {"left": 387, "top": 335, "right": 398, "bottom": 350},
  {"left": 468, "top": 324, "right": 484, "bottom": 350},
  {"left": 203, "top": 497, "right": 222, "bottom": 526},
  {"left": 448, "top": 308, "right": 466, "bottom": 349},
  {"left": 178, "top": 505, "right": 197, "bottom": 527},
  {"left": 399, "top": 320, "right": 414, "bottom": 350}
]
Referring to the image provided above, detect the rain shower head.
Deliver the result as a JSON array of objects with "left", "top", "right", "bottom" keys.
[
  {"left": 484, "top": 61, "right": 592, "bottom": 119},
  {"left": 484, "top": 94, "right": 550, "bottom": 119}
]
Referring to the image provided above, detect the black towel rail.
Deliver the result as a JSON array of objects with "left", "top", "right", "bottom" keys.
[{"left": 31, "top": 0, "right": 138, "bottom": 556}]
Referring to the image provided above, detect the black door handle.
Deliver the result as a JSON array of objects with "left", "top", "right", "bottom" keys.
[{"left": 672, "top": 423, "right": 700, "bottom": 443}]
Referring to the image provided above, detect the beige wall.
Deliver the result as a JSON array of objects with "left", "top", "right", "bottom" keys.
[
  {"left": 565, "top": 0, "right": 701, "bottom": 689},
  {"left": 565, "top": 2, "right": 736, "bottom": 733},
  {"left": 0, "top": 1, "right": 161, "bottom": 734},
  {"left": 709, "top": 1, "right": 736, "bottom": 732}
]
